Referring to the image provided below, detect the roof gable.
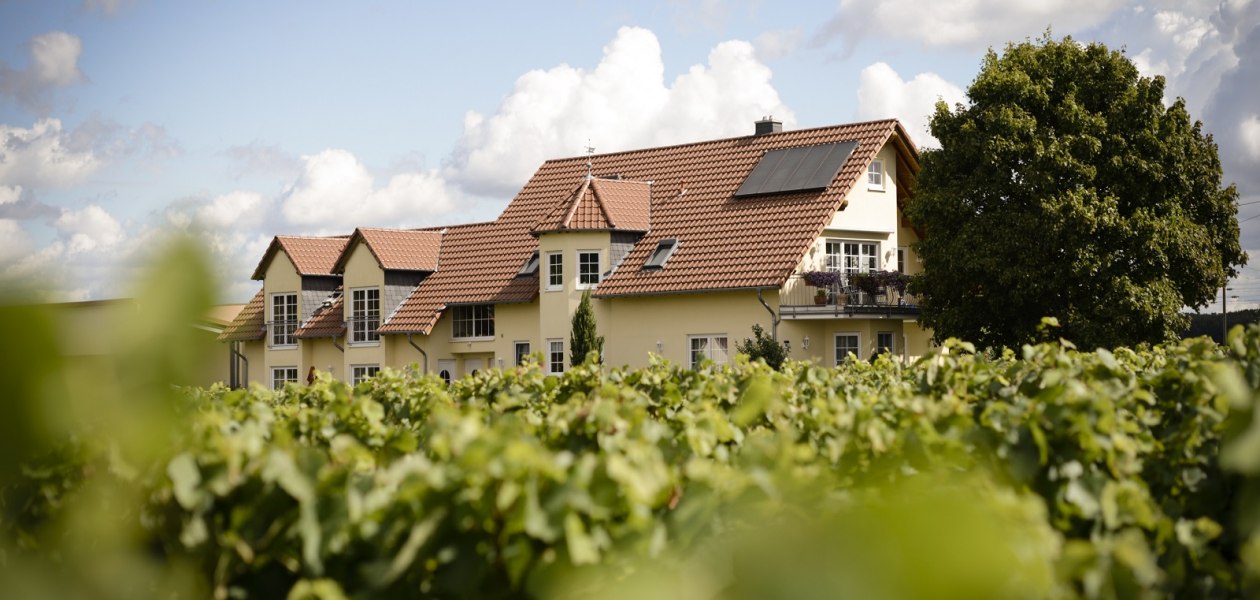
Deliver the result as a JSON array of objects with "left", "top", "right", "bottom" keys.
[
  {"left": 333, "top": 228, "right": 443, "bottom": 273},
  {"left": 531, "top": 177, "right": 651, "bottom": 235},
  {"left": 251, "top": 235, "right": 349, "bottom": 280}
]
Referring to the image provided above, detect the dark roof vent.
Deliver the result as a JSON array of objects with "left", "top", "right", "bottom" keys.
[{"left": 754, "top": 117, "right": 782, "bottom": 136}]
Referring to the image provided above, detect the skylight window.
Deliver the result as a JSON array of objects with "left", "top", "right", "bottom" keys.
[
  {"left": 516, "top": 250, "right": 539, "bottom": 277},
  {"left": 642, "top": 238, "right": 678, "bottom": 271},
  {"left": 734, "top": 141, "right": 857, "bottom": 198}
]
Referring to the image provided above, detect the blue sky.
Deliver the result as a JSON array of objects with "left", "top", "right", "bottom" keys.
[{"left": 1, "top": 0, "right": 1258, "bottom": 309}]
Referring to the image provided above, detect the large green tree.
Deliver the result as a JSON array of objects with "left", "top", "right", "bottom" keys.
[{"left": 908, "top": 34, "right": 1245, "bottom": 350}]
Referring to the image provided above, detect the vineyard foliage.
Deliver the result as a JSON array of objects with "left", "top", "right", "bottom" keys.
[{"left": 3, "top": 246, "right": 1260, "bottom": 598}]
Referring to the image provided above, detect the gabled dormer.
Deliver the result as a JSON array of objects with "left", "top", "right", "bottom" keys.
[
  {"left": 250, "top": 235, "right": 348, "bottom": 349},
  {"left": 531, "top": 176, "right": 651, "bottom": 293},
  {"left": 332, "top": 228, "right": 443, "bottom": 344}
]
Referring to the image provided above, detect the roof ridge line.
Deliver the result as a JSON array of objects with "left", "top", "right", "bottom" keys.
[{"left": 541, "top": 119, "right": 902, "bottom": 164}]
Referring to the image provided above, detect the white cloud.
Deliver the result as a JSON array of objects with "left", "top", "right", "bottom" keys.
[
  {"left": 0, "top": 119, "right": 101, "bottom": 187},
  {"left": 855, "top": 63, "right": 967, "bottom": 148},
  {"left": 449, "top": 26, "right": 794, "bottom": 197},
  {"left": 0, "top": 219, "right": 32, "bottom": 264},
  {"left": 194, "top": 191, "right": 266, "bottom": 230},
  {"left": 282, "top": 149, "right": 454, "bottom": 230},
  {"left": 0, "top": 32, "right": 84, "bottom": 112},
  {"left": 55, "top": 204, "right": 126, "bottom": 255},
  {"left": 755, "top": 29, "right": 804, "bottom": 60},
  {"left": 1242, "top": 115, "right": 1260, "bottom": 163},
  {"left": 815, "top": 0, "right": 1126, "bottom": 51},
  {"left": 30, "top": 32, "right": 83, "bottom": 87},
  {"left": 0, "top": 185, "right": 20, "bottom": 205}
]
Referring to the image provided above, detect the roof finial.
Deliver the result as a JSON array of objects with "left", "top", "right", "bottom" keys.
[{"left": 585, "top": 140, "right": 595, "bottom": 181}]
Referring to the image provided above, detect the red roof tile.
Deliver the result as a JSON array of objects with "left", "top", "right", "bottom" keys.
[
  {"left": 251, "top": 235, "right": 349, "bottom": 279},
  {"left": 295, "top": 286, "right": 344, "bottom": 339},
  {"left": 333, "top": 228, "right": 442, "bottom": 273},
  {"left": 381, "top": 119, "right": 917, "bottom": 333},
  {"left": 217, "top": 287, "right": 265, "bottom": 341},
  {"left": 532, "top": 177, "right": 651, "bottom": 234}
]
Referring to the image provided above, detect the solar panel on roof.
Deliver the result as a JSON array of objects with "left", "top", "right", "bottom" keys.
[{"left": 734, "top": 141, "right": 858, "bottom": 197}]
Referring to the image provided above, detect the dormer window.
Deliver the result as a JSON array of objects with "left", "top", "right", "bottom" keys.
[
  {"left": 642, "top": 238, "right": 678, "bottom": 271},
  {"left": 516, "top": 250, "right": 540, "bottom": 277},
  {"left": 867, "top": 159, "right": 885, "bottom": 190}
]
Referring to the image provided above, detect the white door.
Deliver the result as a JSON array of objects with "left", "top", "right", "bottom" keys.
[
  {"left": 437, "top": 359, "right": 456, "bottom": 384},
  {"left": 463, "top": 358, "right": 483, "bottom": 377}
]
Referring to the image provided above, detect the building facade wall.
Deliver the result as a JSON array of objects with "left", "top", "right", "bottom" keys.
[{"left": 342, "top": 242, "right": 386, "bottom": 377}]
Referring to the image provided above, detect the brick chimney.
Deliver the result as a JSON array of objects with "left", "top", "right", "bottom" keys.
[{"left": 754, "top": 116, "right": 782, "bottom": 136}]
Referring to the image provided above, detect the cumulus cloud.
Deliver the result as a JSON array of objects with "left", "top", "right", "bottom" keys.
[
  {"left": 449, "top": 26, "right": 794, "bottom": 197},
  {"left": 855, "top": 63, "right": 966, "bottom": 148},
  {"left": 0, "top": 219, "right": 32, "bottom": 264},
  {"left": 0, "top": 32, "right": 84, "bottom": 113},
  {"left": 813, "top": 0, "right": 1126, "bottom": 52},
  {"left": 55, "top": 204, "right": 126, "bottom": 255},
  {"left": 0, "top": 185, "right": 19, "bottom": 206},
  {"left": 0, "top": 119, "right": 101, "bottom": 187},
  {"left": 1241, "top": 115, "right": 1260, "bottom": 163},
  {"left": 83, "top": 0, "right": 132, "bottom": 15},
  {"left": 755, "top": 29, "right": 804, "bottom": 60},
  {"left": 282, "top": 149, "right": 454, "bottom": 230}
]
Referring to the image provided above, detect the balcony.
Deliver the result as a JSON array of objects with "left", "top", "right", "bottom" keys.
[
  {"left": 267, "top": 320, "right": 299, "bottom": 347},
  {"left": 780, "top": 274, "right": 921, "bottom": 320}
]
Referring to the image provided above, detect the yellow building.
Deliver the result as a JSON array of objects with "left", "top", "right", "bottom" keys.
[{"left": 221, "top": 118, "right": 931, "bottom": 388}]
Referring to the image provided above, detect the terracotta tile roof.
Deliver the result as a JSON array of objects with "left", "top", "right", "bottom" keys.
[
  {"left": 379, "top": 221, "right": 538, "bottom": 333},
  {"left": 381, "top": 119, "right": 917, "bottom": 333},
  {"left": 251, "top": 235, "right": 349, "bottom": 280},
  {"left": 333, "top": 228, "right": 442, "bottom": 273},
  {"left": 531, "top": 177, "right": 651, "bottom": 234},
  {"left": 217, "top": 288, "right": 266, "bottom": 341},
  {"left": 593, "top": 178, "right": 652, "bottom": 231},
  {"left": 295, "top": 286, "right": 344, "bottom": 339}
]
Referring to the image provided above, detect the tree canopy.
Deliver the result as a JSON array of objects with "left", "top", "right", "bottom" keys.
[{"left": 907, "top": 34, "right": 1246, "bottom": 350}]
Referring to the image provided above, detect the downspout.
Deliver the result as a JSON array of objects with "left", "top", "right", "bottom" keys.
[
  {"left": 333, "top": 334, "right": 344, "bottom": 352},
  {"left": 407, "top": 333, "right": 429, "bottom": 375},
  {"left": 231, "top": 342, "right": 249, "bottom": 389},
  {"left": 756, "top": 287, "right": 781, "bottom": 341}
]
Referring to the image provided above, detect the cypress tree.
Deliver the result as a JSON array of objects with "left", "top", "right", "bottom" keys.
[{"left": 570, "top": 289, "right": 604, "bottom": 366}]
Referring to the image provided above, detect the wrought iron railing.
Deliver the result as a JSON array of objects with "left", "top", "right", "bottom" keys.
[
  {"left": 267, "top": 320, "right": 299, "bottom": 347},
  {"left": 347, "top": 316, "right": 380, "bottom": 343},
  {"left": 780, "top": 274, "right": 920, "bottom": 318}
]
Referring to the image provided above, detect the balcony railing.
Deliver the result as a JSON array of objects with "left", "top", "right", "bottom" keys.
[
  {"left": 347, "top": 316, "right": 381, "bottom": 344},
  {"left": 268, "top": 320, "right": 299, "bottom": 347},
  {"left": 780, "top": 273, "right": 921, "bottom": 319}
]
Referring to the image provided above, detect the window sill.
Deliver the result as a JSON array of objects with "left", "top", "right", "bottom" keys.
[
  {"left": 269, "top": 344, "right": 298, "bottom": 350},
  {"left": 348, "top": 341, "right": 381, "bottom": 348},
  {"left": 545, "top": 287, "right": 563, "bottom": 293},
  {"left": 452, "top": 336, "right": 495, "bottom": 343},
  {"left": 867, "top": 185, "right": 886, "bottom": 192}
]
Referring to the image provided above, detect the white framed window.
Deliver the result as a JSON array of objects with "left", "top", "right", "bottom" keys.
[
  {"left": 546, "top": 252, "right": 563, "bottom": 291},
  {"left": 577, "top": 250, "right": 601, "bottom": 289},
  {"left": 825, "top": 240, "right": 880, "bottom": 275},
  {"left": 897, "top": 247, "right": 907, "bottom": 273},
  {"left": 271, "top": 366, "right": 298, "bottom": 389},
  {"left": 688, "top": 334, "right": 729, "bottom": 369},
  {"left": 270, "top": 293, "right": 298, "bottom": 347},
  {"left": 548, "top": 339, "right": 564, "bottom": 374},
  {"left": 867, "top": 159, "right": 884, "bottom": 190},
  {"left": 352, "top": 364, "right": 380, "bottom": 385},
  {"left": 876, "top": 332, "right": 895, "bottom": 355},
  {"left": 452, "top": 304, "right": 495, "bottom": 339},
  {"left": 835, "top": 333, "right": 861, "bottom": 365},
  {"left": 514, "top": 341, "right": 531, "bottom": 366},
  {"left": 349, "top": 287, "right": 380, "bottom": 344}
]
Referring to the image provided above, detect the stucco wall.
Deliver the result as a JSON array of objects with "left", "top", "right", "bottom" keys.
[
  {"left": 342, "top": 242, "right": 386, "bottom": 374},
  {"left": 537, "top": 231, "right": 612, "bottom": 367},
  {"left": 263, "top": 251, "right": 302, "bottom": 380}
]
